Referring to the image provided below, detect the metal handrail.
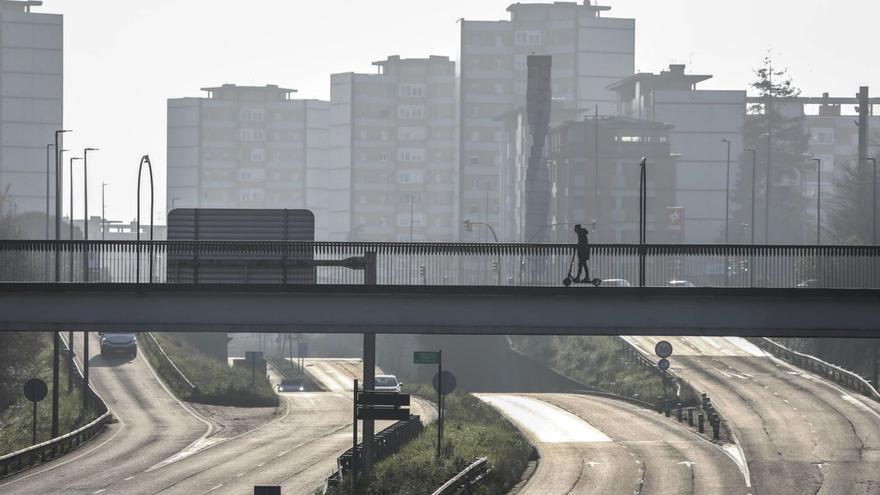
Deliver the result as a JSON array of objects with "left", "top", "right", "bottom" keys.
[
  {"left": 431, "top": 457, "right": 491, "bottom": 495},
  {"left": 0, "top": 337, "right": 111, "bottom": 478},
  {"left": 754, "top": 338, "right": 880, "bottom": 402}
]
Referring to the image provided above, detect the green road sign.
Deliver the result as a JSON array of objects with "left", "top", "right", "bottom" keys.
[{"left": 414, "top": 351, "right": 440, "bottom": 364}]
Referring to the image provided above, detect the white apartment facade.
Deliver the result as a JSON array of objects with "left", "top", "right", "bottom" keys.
[
  {"left": 610, "top": 64, "right": 746, "bottom": 243},
  {"left": 458, "top": 1, "right": 634, "bottom": 240},
  {"left": 167, "top": 84, "right": 337, "bottom": 239},
  {"left": 0, "top": 0, "right": 62, "bottom": 225},
  {"left": 331, "top": 55, "right": 457, "bottom": 241}
]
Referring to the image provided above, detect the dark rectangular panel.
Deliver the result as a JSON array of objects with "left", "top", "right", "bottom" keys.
[{"left": 357, "top": 392, "right": 410, "bottom": 407}]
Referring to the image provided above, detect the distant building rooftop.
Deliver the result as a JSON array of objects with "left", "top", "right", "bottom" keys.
[
  {"left": 507, "top": 1, "right": 612, "bottom": 15},
  {"left": 607, "top": 64, "right": 712, "bottom": 93},
  {"left": 200, "top": 84, "right": 297, "bottom": 100},
  {"left": 1, "top": 0, "right": 43, "bottom": 12}
]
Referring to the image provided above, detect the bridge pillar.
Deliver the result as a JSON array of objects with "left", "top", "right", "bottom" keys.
[{"left": 362, "top": 332, "right": 375, "bottom": 473}]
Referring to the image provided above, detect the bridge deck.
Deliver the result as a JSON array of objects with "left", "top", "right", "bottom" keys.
[{"left": 1, "top": 284, "right": 877, "bottom": 337}]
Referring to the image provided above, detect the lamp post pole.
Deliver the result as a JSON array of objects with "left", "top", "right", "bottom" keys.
[
  {"left": 722, "top": 139, "right": 731, "bottom": 243},
  {"left": 68, "top": 157, "right": 82, "bottom": 283},
  {"left": 746, "top": 149, "right": 757, "bottom": 245},
  {"left": 82, "top": 148, "right": 98, "bottom": 281},
  {"left": 813, "top": 157, "right": 821, "bottom": 245},
  {"left": 866, "top": 157, "right": 877, "bottom": 245},
  {"left": 639, "top": 157, "right": 646, "bottom": 287},
  {"left": 46, "top": 144, "right": 54, "bottom": 241}
]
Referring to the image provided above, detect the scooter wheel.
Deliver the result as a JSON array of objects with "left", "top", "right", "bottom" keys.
[
  {"left": 592, "top": 278, "right": 602, "bottom": 287},
  {"left": 563, "top": 277, "right": 572, "bottom": 287}
]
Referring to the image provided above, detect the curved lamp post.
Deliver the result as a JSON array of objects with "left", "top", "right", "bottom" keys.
[{"left": 136, "top": 155, "right": 154, "bottom": 283}]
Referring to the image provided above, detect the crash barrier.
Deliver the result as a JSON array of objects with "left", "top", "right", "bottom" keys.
[
  {"left": 2, "top": 240, "right": 879, "bottom": 288},
  {"left": 430, "top": 457, "right": 492, "bottom": 495},
  {"left": 750, "top": 337, "right": 880, "bottom": 401},
  {"left": 143, "top": 332, "right": 198, "bottom": 395},
  {"left": 620, "top": 339, "right": 724, "bottom": 442},
  {"left": 324, "top": 414, "right": 423, "bottom": 491},
  {"left": 0, "top": 338, "right": 111, "bottom": 478}
]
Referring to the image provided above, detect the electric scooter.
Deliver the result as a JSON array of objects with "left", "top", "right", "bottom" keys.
[{"left": 562, "top": 250, "right": 601, "bottom": 287}]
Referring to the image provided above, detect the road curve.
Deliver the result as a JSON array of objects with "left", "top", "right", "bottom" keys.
[
  {"left": 119, "top": 358, "right": 434, "bottom": 495},
  {"left": 625, "top": 336, "right": 880, "bottom": 495},
  {"left": 478, "top": 393, "right": 747, "bottom": 495},
  {"left": 0, "top": 332, "right": 208, "bottom": 495}
]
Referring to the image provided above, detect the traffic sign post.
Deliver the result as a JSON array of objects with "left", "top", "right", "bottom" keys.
[
  {"left": 414, "top": 349, "right": 443, "bottom": 460},
  {"left": 654, "top": 341, "right": 674, "bottom": 410},
  {"left": 23, "top": 378, "right": 48, "bottom": 444},
  {"left": 655, "top": 341, "right": 673, "bottom": 359},
  {"left": 352, "top": 378, "right": 411, "bottom": 491}
]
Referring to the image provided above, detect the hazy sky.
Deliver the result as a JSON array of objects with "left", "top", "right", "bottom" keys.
[{"left": 48, "top": 0, "right": 880, "bottom": 223}]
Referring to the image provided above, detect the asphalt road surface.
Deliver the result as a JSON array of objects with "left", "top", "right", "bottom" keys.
[
  {"left": 478, "top": 393, "right": 748, "bottom": 495},
  {"left": 1, "top": 344, "right": 433, "bottom": 495},
  {"left": 625, "top": 336, "right": 880, "bottom": 495},
  {"left": 0, "top": 332, "right": 208, "bottom": 494}
]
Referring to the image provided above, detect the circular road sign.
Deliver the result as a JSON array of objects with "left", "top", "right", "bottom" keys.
[
  {"left": 657, "top": 358, "right": 671, "bottom": 371},
  {"left": 655, "top": 340, "right": 673, "bottom": 359},
  {"left": 23, "top": 378, "right": 48, "bottom": 403},
  {"left": 432, "top": 371, "right": 457, "bottom": 396}
]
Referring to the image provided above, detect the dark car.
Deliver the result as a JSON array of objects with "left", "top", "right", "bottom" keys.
[
  {"left": 277, "top": 379, "right": 305, "bottom": 392},
  {"left": 100, "top": 332, "right": 138, "bottom": 358}
]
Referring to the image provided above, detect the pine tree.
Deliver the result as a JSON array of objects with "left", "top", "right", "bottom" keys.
[{"left": 731, "top": 57, "right": 811, "bottom": 244}]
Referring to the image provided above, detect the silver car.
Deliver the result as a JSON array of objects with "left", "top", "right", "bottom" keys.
[{"left": 374, "top": 375, "right": 402, "bottom": 393}]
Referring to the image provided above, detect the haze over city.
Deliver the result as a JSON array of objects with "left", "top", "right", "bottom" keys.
[{"left": 1, "top": 2, "right": 879, "bottom": 495}]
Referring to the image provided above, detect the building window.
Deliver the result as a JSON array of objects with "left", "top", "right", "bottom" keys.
[
  {"left": 514, "top": 30, "right": 543, "bottom": 46},
  {"left": 399, "top": 84, "right": 426, "bottom": 98},
  {"left": 811, "top": 128, "right": 834, "bottom": 145},
  {"left": 469, "top": 156, "right": 480, "bottom": 166},
  {"left": 398, "top": 105, "right": 426, "bottom": 119}
]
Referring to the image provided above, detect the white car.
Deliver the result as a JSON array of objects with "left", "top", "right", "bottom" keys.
[
  {"left": 374, "top": 375, "right": 402, "bottom": 393},
  {"left": 600, "top": 278, "right": 632, "bottom": 287},
  {"left": 667, "top": 280, "right": 695, "bottom": 287}
]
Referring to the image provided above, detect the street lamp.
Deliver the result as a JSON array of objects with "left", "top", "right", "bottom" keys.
[
  {"left": 746, "top": 149, "right": 757, "bottom": 245},
  {"left": 721, "top": 139, "right": 731, "bottom": 243},
  {"left": 865, "top": 157, "right": 877, "bottom": 245},
  {"left": 68, "top": 157, "right": 82, "bottom": 242},
  {"left": 812, "top": 157, "right": 821, "bottom": 245},
  {"left": 82, "top": 148, "right": 98, "bottom": 281},
  {"left": 136, "top": 155, "right": 155, "bottom": 283},
  {"left": 638, "top": 157, "right": 647, "bottom": 287},
  {"left": 481, "top": 180, "right": 491, "bottom": 243}
]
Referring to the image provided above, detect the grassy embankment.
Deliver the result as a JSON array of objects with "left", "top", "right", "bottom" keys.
[
  {"left": 141, "top": 332, "right": 278, "bottom": 407},
  {"left": 0, "top": 333, "right": 101, "bottom": 455},
  {"left": 326, "top": 389, "right": 533, "bottom": 495},
  {"left": 511, "top": 335, "right": 699, "bottom": 405}
]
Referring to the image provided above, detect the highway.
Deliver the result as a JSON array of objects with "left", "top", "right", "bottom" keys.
[
  {"left": 478, "top": 393, "right": 748, "bottom": 495},
  {"left": 625, "top": 336, "right": 880, "bottom": 495},
  {"left": 0, "top": 333, "right": 208, "bottom": 494},
  {"left": 1, "top": 344, "right": 433, "bottom": 495}
]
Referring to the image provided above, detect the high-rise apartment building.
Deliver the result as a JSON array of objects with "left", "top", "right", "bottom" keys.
[
  {"left": 459, "top": 1, "right": 634, "bottom": 239},
  {"left": 0, "top": 1, "right": 62, "bottom": 224},
  {"left": 331, "top": 55, "right": 457, "bottom": 241},
  {"left": 610, "top": 64, "right": 746, "bottom": 242},
  {"left": 167, "top": 84, "right": 337, "bottom": 239}
]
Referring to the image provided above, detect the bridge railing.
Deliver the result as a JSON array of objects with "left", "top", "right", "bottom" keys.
[{"left": 0, "top": 240, "right": 878, "bottom": 288}]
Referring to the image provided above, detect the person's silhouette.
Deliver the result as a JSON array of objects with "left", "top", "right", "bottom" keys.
[{"left": 574, "top": 224, "right": 591, "bottom": 282}]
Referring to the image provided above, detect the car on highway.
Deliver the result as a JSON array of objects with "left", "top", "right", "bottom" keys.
[
  {"left": 667, "top": 279, "right": 695, "bottom": 287},
  {"left": 600, "top": 278, "right": 632, "bottom": 287},
  {"left": 100, "top": 332, "right": 138, "bottom": 358},
  {"left": 375, "top": 374, "right": 402, "bottom": 393},
  {"left": 277, "top": 378, "right": 305, "bottom": 392}
]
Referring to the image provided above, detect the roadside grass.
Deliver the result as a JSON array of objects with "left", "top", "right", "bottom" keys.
[
  {"left": 511, "top": 335, "right": 699, "bottom": 405},
  {"left": 326, "top": 390, "right": 533, "bottom": 495},
  {"left": 141, "top": 332, "right": 278, "bottom": 407},
  {"left": 0, "top": 333, "right": 101, "bottom": 456}
]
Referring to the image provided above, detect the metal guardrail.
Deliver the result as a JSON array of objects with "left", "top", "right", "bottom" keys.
[
  {"left": 1, "top": 240, "right": 879, "bottom": 288},
  {"left": 324, "top": 414, "right": 423, "bottom": 491},
  {"left": 143, "top": 332, "right": 198, "bottom": 394},
  {"left": 0, "top": 337, "right": 111, "bottom": 479},
  {"left": 751, "top": 338, "right": 880, "bottom": 402},
  {"left": 430, "top": 457, "right": 491, "bottom": 495}
]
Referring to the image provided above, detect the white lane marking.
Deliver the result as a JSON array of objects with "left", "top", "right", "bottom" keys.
[
  {"left": 206, "top": 483, "right": 223, "bottom": 492},
  {"left": 123, "top": 476, "right": 134, "bottom": 481},
  {"left": 476, "top": 395, "right": 611, "bottom": 443},
  {"left": 93, "top": 490, "right": 106, "bottom": 494},
  {"left": 678, "top": 461, "right": 695, "bottom": 468},
  {"left": 236, "top": 472, "right": 245, "bottom": 478}
]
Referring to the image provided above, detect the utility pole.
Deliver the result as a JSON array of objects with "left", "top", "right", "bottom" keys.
[
  {"left": 594, "top": 104, "right": 600, "bottom": 240},
  {"left": 813, "top": 158, "right": 821, "bottom": 244},
  {"left": 858, "top": 87, "right": 870, "bottom": 241},
  {"left": 765, "top": 65, "right": 773, "bottom": 244}
]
